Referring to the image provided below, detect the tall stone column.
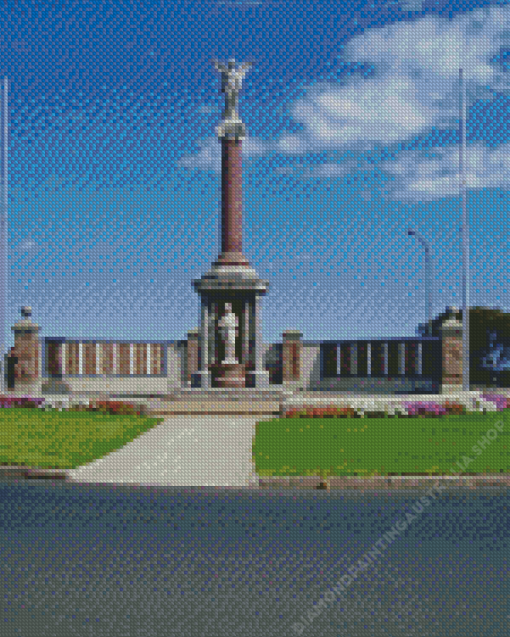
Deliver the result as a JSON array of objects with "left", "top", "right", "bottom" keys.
[{"left": 192, "top": 59, "right": 269, "bottom": 390}]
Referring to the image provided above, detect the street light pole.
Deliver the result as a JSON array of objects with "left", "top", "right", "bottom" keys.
[
  {"left": 0, "top": 78, "right": 7, "bottom": 396},
  {"left": 408, "top": 229, "right": 432, "bottom": 336},
  {"left": 459, "top": 68, "right": 470, "bottom": 392}
]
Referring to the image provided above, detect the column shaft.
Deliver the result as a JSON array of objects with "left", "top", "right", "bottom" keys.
[
  {"left": 350, "top": 343, "right": 357, "bottom": 375},
  {"left": 221, "top": 139, "right": 243, "bottom": 255},
  {"left": 398, "top": 342, "right": 405, "bottom": 375},
  {"left": 78, "top": 342, "right": 83, "bottom": 376},
  {"left": 210, "top": 301, "right": 218, "bottom": 364},
  {"left": 243, "top": 299, "right": 250, "bottom": 367},
  {"left": 61, "top": 342, "right": 66, "bottom": 376},
  {"left": 254, "top": 296, "right": 263, "bottom": 371},
  {"left": 200, "top": 300, "right": 209, "bottom": 371}
]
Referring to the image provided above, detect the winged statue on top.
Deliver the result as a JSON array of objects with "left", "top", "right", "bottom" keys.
[{"left": 212, "top": 58, "right": 252, "bottom": 120}]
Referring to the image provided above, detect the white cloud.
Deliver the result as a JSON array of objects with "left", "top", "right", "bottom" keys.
[
  {"left": 279, "top": 10, "right": 507, "bottom": 154},
  {"left": 376, "top": 142, "right": 510, "bottom": 200},
  {"left": 310, "top": 141, "right": 510, "bottom": 201},
  {"left": 187, "top": 6, "right": 510, "bottom": 200}
]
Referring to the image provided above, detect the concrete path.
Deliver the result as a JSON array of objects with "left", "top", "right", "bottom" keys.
[{"left": 66, "top": 415, "right": 270, "bottom": 487}]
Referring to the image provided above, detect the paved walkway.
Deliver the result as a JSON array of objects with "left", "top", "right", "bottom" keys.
[{"left": 66, "top": 415, "right": 269, "bottom": 487}]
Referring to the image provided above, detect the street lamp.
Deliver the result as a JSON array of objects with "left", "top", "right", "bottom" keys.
[{"left": 408, "top": 229, "right": 432, "bottom": 337}]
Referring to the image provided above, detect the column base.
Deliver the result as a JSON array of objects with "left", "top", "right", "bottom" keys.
[
  {"left": 191, "top": 371, "right": 212, "bottom": 389},
  {"left": 246, "top": 370, "right": 270, "bottom": 389},
  {"left": 210, "top": 363, "right": 246, "bottom": 388},
  {"left": 440, "top": 383, "right": 465, "bottom": 395},
  {"left": 282, "top": 380, "right": 304, "bottom": 393},
  {"left": 41, "top": 379, "right": 72, "bottom": 395},
  {"left": 9, "top": 380, "right": 43, "bottom": 397}
]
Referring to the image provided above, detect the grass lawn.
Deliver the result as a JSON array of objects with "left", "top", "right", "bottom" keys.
[
  {"left": 253, "top": 410, "right": 510, "bottom": 478},
  {"left": 0, "top": 408, "right": 165, "bottom": 470}
]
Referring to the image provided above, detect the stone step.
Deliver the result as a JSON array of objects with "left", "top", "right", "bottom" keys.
[
  {"left": 148, "top": 399, "right": 282, "bottom": 416},
  {"left": 163, "top": 388, "right": 288, "bottom": 402}
]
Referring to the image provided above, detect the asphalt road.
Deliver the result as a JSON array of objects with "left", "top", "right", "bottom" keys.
[{"left": 66, "top": 414, "right": 269, "bottom": 487}]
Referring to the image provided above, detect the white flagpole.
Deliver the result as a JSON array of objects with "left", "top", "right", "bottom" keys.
[
  {"left": 0, "top": 77, "right": 7, "bottom": 394},
  {"left": 459, "top": 69, "right": 470, "bottom": 391}
]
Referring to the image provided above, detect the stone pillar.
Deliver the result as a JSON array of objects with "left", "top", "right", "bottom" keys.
[
  {"left": 209, "top": 301, "right": 219, "bottom": 365},
  {"left": 282, "top": 330, "right": 303, "bottom": 392},
  {"left": 246, "top": 295, "right": 270, "bottom": 388},
  {"left": 398, "top": 342, "right": 405, "bottom": 375},
  {"left": 440, "top": 308, "right": 464, "bottom": 394},
  {"left": 186, "top": 328, "right": 200, "bottom": 387},
  {"left": 191, "top": 299, "right": 211, "bottom": 388},
  {"left": 96, "top": 342, "right": 102, "bottom": 375},
  {"left": 9, "top": 306, "right": 43, "bottom": 396},
  {"left": 242, "top": 298, "right": 250, "bottom": 368},
  {"left": 383, "top": 342, "right": 388, "bottom": 375}
]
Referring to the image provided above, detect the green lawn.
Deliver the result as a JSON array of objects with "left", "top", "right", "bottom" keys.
[
  {"left": 0, "top": 408, "right": 165, "bottom": 470},
  {"left": 253, "top": 411, "right": 510, "bottom": 478}
]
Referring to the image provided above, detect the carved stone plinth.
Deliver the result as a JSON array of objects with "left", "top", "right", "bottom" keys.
[{"left": 210, "top": 363, "right": 246, "bottom": 388}]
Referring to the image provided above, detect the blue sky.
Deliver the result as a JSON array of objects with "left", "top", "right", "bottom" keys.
[{"left": 1, "top": 0, "right": 510, "bottom": 350}]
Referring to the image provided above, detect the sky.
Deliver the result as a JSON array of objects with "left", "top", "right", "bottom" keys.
[{"left": 1, "top": 0, "right": 510, "bottom": 351}]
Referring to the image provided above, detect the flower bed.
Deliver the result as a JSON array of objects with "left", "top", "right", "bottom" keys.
[
  {"left": 0, "top": 395, "right": 46, "bottom": 409},
  {"left": 283, "top": 394, "right": 509, "bottom": 419},
  {"left": 0, "top": 394, "right": 147, "bottom": 417}
]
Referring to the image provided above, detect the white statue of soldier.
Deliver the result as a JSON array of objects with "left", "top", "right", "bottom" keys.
[
  {"left": 218, "top": 302, "right": 239, "bottom": 365},
  {"left": 212, "top": 57, "right": 252, "bottom": 121}
]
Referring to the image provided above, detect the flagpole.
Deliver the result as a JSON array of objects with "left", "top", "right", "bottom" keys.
[
  {"left": 0, "top": 77, "right": 7, "bottom": 395},
  {"left": 459, "top": 68, "right": 470, "bottom": 391}
]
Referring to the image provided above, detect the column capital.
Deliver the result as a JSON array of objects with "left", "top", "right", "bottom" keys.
[
  {"left": 440, "top": 316, "right": 462, "bottom": 337},
  {"left": 282, "top": 330, "right": 303, "bottom": 341},
  {"left": 11, "top": 306, "right": 41, "bottom": 335}
]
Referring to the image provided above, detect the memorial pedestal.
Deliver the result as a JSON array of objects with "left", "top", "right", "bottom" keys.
[{"left": 210, "top": 363, "right": 246, "bottom": 388}]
